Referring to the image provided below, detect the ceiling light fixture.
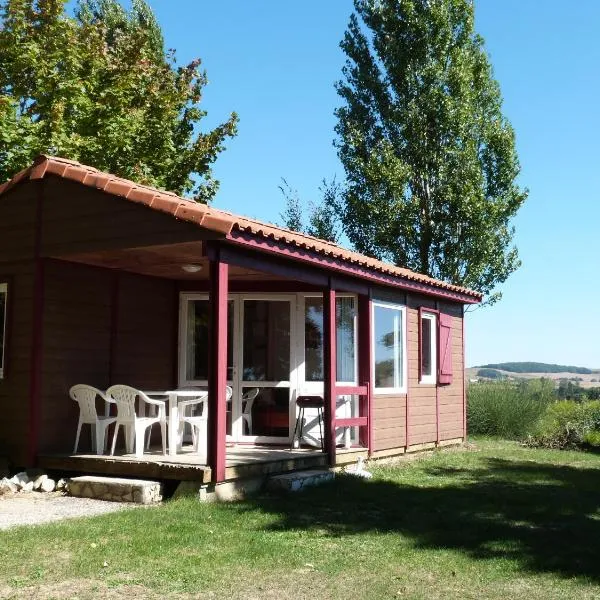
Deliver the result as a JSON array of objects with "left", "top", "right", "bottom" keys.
[{"left": 181, "top": 263, "right": 203, "bottom": 274}]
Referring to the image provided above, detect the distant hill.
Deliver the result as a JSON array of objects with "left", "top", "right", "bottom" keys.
[{"left": 477, "top": 362, "right": 597, "bottom": 375}]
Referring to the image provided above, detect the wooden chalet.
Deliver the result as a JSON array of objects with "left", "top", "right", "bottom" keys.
[{"left": 0, "top": 155, "right": 481, "bottom": 484}]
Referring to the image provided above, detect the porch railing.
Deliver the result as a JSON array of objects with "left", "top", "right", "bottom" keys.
[{"left": 332, "top": 383, "right": 370, "bottom": 451}]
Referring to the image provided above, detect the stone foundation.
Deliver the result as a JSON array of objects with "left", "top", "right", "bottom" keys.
[{"left": 67, "top": 476, "right": 162, "bottom": 504}]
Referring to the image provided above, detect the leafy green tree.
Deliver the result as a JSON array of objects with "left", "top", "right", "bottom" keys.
[
  {"left": 279, "top": 178, "right": 341, "bottom": 243},
  {"left": 335, "top": 0, "right": 527, "bottom": 302},
  {"left": 0, "top": 0, "right": 237, "bottom": 202}
]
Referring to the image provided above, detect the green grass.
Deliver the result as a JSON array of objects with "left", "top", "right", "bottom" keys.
[{"left": 2, "top": 438, "right": 600, "bottom": 599}]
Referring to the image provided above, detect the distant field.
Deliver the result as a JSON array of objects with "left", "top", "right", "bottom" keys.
[{"left": 466, "top": 367, "right": 600, "bottom": 388}]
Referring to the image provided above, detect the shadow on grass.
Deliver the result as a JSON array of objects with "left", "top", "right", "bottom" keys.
[{"left": 245, "top": 457, "right": 600, "bottom": 582}]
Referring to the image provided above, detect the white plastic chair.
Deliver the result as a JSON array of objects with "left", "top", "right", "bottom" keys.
[
  {"left": 240, "top": 388, "right": 260, "bottom": 435},
  {"left": 70, "top": 384, "right": 117, "bottom": 455},
  {"left": 179, "top": 386, "right": 232, "bottom": 456},
  {"left": 106, "top": 385, "right": 167, "bottom": 458}
]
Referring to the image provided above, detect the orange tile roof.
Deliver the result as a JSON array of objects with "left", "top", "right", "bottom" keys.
[{"left": 0, "top": 155, "right": 482, "bottom": 302}]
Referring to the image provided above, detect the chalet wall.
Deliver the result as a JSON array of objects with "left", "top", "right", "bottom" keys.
[
  {"left": 40, "top": 177, "right": 213, "bottom": 257},
  {"left": 0, "top": 263, "right": 35, "bottom": 466},
  {"left": 38, "top": 261, "right": 176, "bottom": 454},
  {"left": 0, "top": 184, "right": 38, "bottom": 466},
  {"left": 370, "top": 290, "right": 465, "bottom": 453}
]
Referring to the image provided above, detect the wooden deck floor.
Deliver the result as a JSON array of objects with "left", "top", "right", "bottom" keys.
[{"left": 38, "top": 445, "right": 331, "bottom": 483}]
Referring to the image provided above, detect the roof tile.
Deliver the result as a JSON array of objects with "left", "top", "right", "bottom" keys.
[{"left": 0, "top": 155, "right": 482, "bottom": 301}]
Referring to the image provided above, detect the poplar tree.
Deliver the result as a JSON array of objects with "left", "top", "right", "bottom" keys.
[{"left": 335, "top": 0, "right": 527, "bottom": 302}]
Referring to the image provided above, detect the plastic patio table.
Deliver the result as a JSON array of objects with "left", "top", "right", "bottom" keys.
[{"left": 144, "top": 389, "right": 208, "bottom": 456}]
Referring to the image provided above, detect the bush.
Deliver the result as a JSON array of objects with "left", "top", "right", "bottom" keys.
[
  {"left": 467, "top": 379, "right": 554, "bottom": 440},
  {"left": 526, "top": 400, "right": 600, "bottom": 449}
]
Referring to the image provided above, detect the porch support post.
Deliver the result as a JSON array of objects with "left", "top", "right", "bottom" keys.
[
  {"left": 207, "top": 243, "right": 229, "bottom": 484},
  {"left": 357, "top": 294, "right": 372, "bottom": 454},
  {"left": 323, "top": 283, "right": 337, "bottom": 465}
]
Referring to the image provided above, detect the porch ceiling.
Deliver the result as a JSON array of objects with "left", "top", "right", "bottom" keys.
[{"left": 59, "top": 241, "right": 282, "bottom": 281}]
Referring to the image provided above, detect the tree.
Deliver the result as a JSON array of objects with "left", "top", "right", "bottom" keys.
[
  {"left": 0, "top": 0, "right": 238, "bottom": 202},
  {"left": 335, "top": 0, "right": 527, "bottom": 302},
  {"left": 279, "top": 178, "right": 341, "bottom": 243}
]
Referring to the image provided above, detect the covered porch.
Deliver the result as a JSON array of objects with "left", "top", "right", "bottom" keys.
[{"left": 39, "top": 232, "right": 372, "bottom": 483}]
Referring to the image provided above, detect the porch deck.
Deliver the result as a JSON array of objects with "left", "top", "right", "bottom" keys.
[{"left": 38, "top": 445, "right": 367, "bottom": 483}]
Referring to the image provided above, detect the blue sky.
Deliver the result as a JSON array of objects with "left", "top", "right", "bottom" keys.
[{"left": 135, "top": 1, "right": 599, "bottom": 368}]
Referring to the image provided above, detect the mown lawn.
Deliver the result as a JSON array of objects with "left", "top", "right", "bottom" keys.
[{"left": 2, "top": 438, "right": 600, "bottom": 599}]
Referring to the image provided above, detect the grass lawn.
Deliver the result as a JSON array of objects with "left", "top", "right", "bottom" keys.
[{"left": 2, "top": 438, "right": 600, "bottom": 599}]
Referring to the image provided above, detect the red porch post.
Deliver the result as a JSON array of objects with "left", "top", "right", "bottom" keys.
[
  {"left": 207, "top": 243, "right": 229, "bottom": 483},
  {"left": 323, "top": 284, "right": 337, "bottom": 465},
  {"left": 357, "top": 294, "right": 372, "bottom": 454}
]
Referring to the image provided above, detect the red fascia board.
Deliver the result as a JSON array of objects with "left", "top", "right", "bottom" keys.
[{"left": 226, "top": 231, "right": 479, "bottom": 305}]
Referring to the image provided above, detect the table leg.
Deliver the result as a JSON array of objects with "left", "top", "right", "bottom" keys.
[{"left": 168, "top": 393, "right": 179, "bottom": 456}]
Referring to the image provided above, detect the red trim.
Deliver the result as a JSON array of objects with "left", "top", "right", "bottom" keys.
[
  {"left": 177, "top": 280, "right": 323, "bottom": 293},
  {"left": 357, "top": 295, "right": 372, "bottom": 453},
  {"left": 435, "top": 381, "right": 440, "bottom": 446},
  {"left": 336, "top": 417, "right": 368, "bottom": 427},
  {"left": 323, "top": 285, "right": 337, "bottom": 465},
  {"left": 27, "top": 182, "right": 45, "bottom": 465},
  {"left": 335, "top": 385, "right": 368, "bottom": 396},
  {"left": 207, "top": 244, "right": 229, "bottom": 483},
  {"left": 462, "top": 308, "right": 467, "bottom": 440},
  {"left": 227, "top": 233, "right": 479, "bottom": 304}
]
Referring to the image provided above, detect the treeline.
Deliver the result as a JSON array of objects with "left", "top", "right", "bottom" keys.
[{"left": 479, "top": 362, "right": 594, "bottom": 375}]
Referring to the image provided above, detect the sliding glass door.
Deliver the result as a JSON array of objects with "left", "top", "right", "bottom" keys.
[
  {"left": 239, "top": 297, "right": 294, "bottom": 442},
  {"left": 179, "top": 294, "right": 294, "bottom": 443}
]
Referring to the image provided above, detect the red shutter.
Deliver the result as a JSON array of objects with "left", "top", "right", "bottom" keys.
[{"left": 438, "top": 313, "right": 453, "bottom": 385}]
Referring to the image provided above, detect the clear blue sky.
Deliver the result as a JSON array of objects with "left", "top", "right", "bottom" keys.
[{"left": 137, "top": 1, "right": 600, "bottom": 368}]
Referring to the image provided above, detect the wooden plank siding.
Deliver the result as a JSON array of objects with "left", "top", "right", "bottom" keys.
[
  {"left": 37, "top": 260, "right": 177, "bottom": 454},
  {"left": 40, "top": 177, "right": 218, "bottom": 257},
  {"left": 0, "top": 184, "right": 38, "bottom": 466},
  {"left": 370, "top": 292, "right": 465, "bottom": 453}
]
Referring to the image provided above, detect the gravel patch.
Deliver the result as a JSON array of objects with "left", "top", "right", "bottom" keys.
[{"left": 0, "top": 491, "right": 136, "bottom": 530}]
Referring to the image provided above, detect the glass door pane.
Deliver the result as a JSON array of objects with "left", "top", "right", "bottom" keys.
[
  {"left": 302, "top": 296, "right": 357, "bottom": 383},
  {"left": 185, "top": 299, "right": 235, "bottom": 381},
  {"left": 240, "top": 300, "right": 291, "bottom": 438},
  {"left": 184, "top": 298, "right": 236, "bottom": 437}
]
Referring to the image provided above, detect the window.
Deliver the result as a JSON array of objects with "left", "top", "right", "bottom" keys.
[
  {"left": 0, "top": 282, "right": 6, "bottom": 379},
  {"left": 303, "top": 295, "right": 357, "bottom": 383},
  {"left": 419, "top": 311, "right": 437, "bottom": 384},
  {"left": 372, "top": 302, "right": 406, "bottom": 393}
]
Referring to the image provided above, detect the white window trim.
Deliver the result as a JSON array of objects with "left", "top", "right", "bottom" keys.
[
  {"left": 0, "top": 282, "right": 6, "bottom": 379},
  {"left": 419, "top": 312, "right": 437, "bottom": 385},
  {"left": 372, "top": 300, "right": 407, "bottom": 395}
]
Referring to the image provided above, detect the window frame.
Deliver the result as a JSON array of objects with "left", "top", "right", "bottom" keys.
[
  {"left": 299, "top": 292, "right": 359, "bottom": 388},
  {"left": 0, "top": 281, "right": 8, "bottom": 380},
  {"left": 419, "top": 309, "right": 438, "bottom": 385},
  {"left": 371, "top": 300, "right": 407, "bottom": 395}
]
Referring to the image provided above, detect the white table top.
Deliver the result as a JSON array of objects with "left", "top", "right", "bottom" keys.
[{"left": 145, "top": 389, "right": 208, "bottom": 398}]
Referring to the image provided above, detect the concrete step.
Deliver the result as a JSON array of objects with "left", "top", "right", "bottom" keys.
[
  {"left": 266, "top": 469, "right": 334, "bottom": 493},
  {"left": 67, "top": 475, "right": 162, "bottom": 504}
]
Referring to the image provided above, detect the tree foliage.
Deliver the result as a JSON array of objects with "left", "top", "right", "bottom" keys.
[
  {"left": 279, "top": 178, "right": 341, "bottom": 243},
  {"left": 335, "top": 0, "right": 527, "bottom": 301},
  {"left": 0, "top": 0, "right": 238, "bottom": 201}
]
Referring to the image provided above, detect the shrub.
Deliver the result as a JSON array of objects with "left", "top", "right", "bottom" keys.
[
  {"left": 526, "top": 400, "right": 600, "bottom": 449},
  {"left": 467, "top": 379, "right": 553, "bottom": 440}
]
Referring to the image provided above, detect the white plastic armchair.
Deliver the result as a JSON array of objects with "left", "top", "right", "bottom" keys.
[
  {"left": 106, "top": 385, "right": 167, "bottom": 458},
  {"left": 179, "top": 386, "right": 233, "bottom": 457},
  {"left": 70, "top": 384, "right": 117, "bottom": 455},
  {"left": 241, "top": 388, "right": 260, "bottom": 435}
]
